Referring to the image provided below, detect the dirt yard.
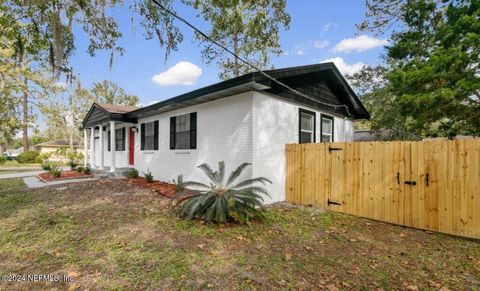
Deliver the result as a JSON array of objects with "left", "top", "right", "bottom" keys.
[{"left": 0, "top": 179, "right": 478, "bottom": 290}]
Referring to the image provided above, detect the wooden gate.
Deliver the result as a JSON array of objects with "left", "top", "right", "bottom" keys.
[{"left": 285, "top": 140, "right": 480, "bottom": 239}]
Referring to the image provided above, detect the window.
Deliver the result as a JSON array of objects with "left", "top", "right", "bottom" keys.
[
  {"left": 115, "top": 128, "right": 125, "bottom": 151},
  {"left": 170, "top": 112, "right": 197, "bottom": 150},
  {"left": 321, "top": 115, "right": 334, "bottom": 142},
  {"left": 141, "top": 121, "right": 158, "bottom": 151},
  {"left": 299, "top": 109, "right": 316, "bottom": 144},
  {"left": 107, "top": 130, "right": 110, "bottom": 151}
]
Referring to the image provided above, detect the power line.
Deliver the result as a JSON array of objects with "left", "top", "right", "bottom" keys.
[{"left": 150, "top": 0, "right": 352, "bottom": 117}]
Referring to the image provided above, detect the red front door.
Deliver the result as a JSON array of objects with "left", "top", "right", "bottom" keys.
[{"left": 129, "top": 127, "right": 135, "bottom": 165}]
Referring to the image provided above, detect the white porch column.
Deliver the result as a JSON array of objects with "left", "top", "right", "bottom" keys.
[
  {"left": 83, "top": 128, "right": 88, "bottom": 167},
  {"left": 90, "top": 127, "right": 95, "bottom": 168},
  {"left": 109, "top": 121, "right": 116, "bottom": 172},
  {"left": 99, "top": 124, "right": 104, "bottom": 169}
]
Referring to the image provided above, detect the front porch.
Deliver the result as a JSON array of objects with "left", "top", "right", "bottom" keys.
[{"left": 82, "top": 102, "right": 138, "bottom": 173}]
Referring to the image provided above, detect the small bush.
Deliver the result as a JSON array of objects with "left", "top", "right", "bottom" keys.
[
  {"left": 49, "top": 163, "right": 62, "bottom": 178},
  {"left": 83, "top": 164, "right": 91, "bottom": 174},
  {"left": 172, "top": 174, "right": 197, "bottom": 193},
  {"left": 127, "top": 168, "right": 139, "bottom": 178},
  {"left": 0, "top": 156, "right": 6, "bottom": 165},
  {"left": 16, "top": 151, "right": 39, "bottom": 163},
  {"left": 68, "top": 159, "right": 79, "bottom": 170},
  {"left": 41, "top": 163, "right": 51, "bottom": 171},
  {"left": 143, "top": 170, "right": 154, "bottom": 183},
  {"left": 76, "top": 166, "right": 84, "bottom": 173}
]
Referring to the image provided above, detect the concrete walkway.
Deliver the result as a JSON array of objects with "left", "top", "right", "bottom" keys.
[
  {"left": 0, "top": 170, "right": 46, "bottom": 179},
  {"left": 23, "top": 176, "right": 98, "bottom": 188}
]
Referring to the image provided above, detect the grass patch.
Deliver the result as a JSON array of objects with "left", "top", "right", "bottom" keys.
[
  {"left": 0, "top": 178, "right": 26, "bottom": 190},
  {"left": 0, "top": 180, "right": 478, "bottom": 290}
]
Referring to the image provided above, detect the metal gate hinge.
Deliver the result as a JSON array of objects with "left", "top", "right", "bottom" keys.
[
  {"left": 327, "top": 198, "right": 342, "bottom": 206},
  {"left": 328, "top": 146, "right": 343, "bottom": 153}
]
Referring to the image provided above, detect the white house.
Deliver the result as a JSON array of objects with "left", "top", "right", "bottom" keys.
[{"left": 81, "top": 63, "right": 369, "bottom": 203}]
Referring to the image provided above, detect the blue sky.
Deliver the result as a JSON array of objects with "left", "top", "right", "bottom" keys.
[{"left": 69, "top": 0, "right": 391, "bottom": 106}]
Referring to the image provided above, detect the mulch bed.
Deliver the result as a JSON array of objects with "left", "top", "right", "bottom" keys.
[
  {"left": 126, "top": 177, "right": 177, "bottom": 198},
  {"left": 38, "top": 170, "right": 92, "bottom": 182}
]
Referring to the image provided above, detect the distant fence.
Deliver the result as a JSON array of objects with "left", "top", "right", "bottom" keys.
[{"left": 285, "top": 140, "right": 480, "bottom": 239}]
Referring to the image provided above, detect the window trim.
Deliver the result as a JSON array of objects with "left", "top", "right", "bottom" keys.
[
  {"left": 170, "top": 112, "right": 197, "bottom": 150},
  {"left": 298, "top": 108, "right": 316, "bottom": 144},
  {"left": 140, "top": 121, "right": 159, "bottom": 151},
  {"left": 320, "top": 114, "right": 334, "bottom": 143},
  {"left": 115, "top": 128, "right": 126, "bottom": 151}
]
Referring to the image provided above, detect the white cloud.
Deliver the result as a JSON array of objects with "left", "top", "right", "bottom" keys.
[
  {"left": 284, "top": 40, "right": 330, "bottom": 56},
  {"left": 333, "top": 35, "right": 389, "bottom": 53},
  {"left": 321, "top": 57, "right": 365, "bottom": 76},
  {"left": 322, "top": 22, "right": 337, "bottom": 33},
  {"left": 151, "top": 61, "right": 202, "bottom": 86},
  {"left": 313, "top": 40, "right": 330, "bottom": 49}
]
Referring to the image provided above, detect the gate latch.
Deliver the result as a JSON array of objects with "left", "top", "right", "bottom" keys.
[
  {"left": 404, "top": 181, "right": 417, "bottom": 186},
  {"left": 327, "top": 198, "right": 342, "bottom": 206}
]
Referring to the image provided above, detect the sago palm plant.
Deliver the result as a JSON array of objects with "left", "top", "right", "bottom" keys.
[{"left": 177, "top": 161, "right": 271, "bottom": 224}]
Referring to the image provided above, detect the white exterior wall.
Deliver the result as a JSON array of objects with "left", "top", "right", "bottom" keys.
[
  {"left": 251, "top": 92, "right": 354, "bottom": 203},
  {"left": 89, "top": 90, "right": 355, "bottom": 204},
  {"left": 134, "top": 92, "right": 254, "bottom": 184}
]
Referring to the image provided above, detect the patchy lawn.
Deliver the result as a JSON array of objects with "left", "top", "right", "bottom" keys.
[{"left": 0, "top": 179, "right": 478, "bottom": 290}]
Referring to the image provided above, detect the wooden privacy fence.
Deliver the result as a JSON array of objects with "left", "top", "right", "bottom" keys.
[{"left": 285, "top": 140, "right": 480, "bottom": 239}]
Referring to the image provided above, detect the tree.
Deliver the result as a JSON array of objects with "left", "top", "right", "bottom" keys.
[
  {"left": 91, "top": 80, "right": 139, "bottom": 107},
  {"left": 348, "top": 65, "right": 411, "bottom": 139},
  {"left": 190, "top": 0, "right": 290, "bottom": 79},
  {"left": 40, "top": 81, "right": 96, "bottom": 151},
  {"left": 358, "top": 0, "right": 480, "bottom": 137},
  {"left": 1, "top": 0, "right": 184, "bottom": 74},
  {"left": 0, "top": 28, "right": 53, "bottom": 152},
  {"left": 385, "top": 0, "right": 480, "bottom": 137}
]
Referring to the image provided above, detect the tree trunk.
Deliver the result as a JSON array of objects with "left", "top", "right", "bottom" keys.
[
  {"left": 22, "top": 77, "right": 28, "bottom": 152},
  {"left": 0, "top": 144, "right": 4, "bottom": 156},
  {"left": 233, "top": 34, "right": 239, "bottom": 77}
]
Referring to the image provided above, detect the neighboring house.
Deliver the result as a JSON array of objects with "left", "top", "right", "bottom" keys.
[
  {"left": 34, "top": 140, "right": 84, "bottom": 155},
  {"left": 81, "top": 63, "right": 370, "bottom": 203}
]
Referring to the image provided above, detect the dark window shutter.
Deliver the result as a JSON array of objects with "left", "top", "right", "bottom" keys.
[
  {"left": 170, "top": 116, "right": 176, "bottom": 149},
  {"left": 122, "top": 127, "right": 126, "bottom": 151},
  {"left": 107, "top": 130, "right": 111, "bottom": 151},
  {"left": 190, "top": 112, "right": 197, "bottom": 149},
  {"left": 141, "top": 123, "right": 145, "bottom": 150},
  {"left": 154, "top": 120, "right": 159, "bottom": 150}
]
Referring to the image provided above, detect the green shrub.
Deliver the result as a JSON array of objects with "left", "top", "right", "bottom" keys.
[
  {"left": 76, "top": 166, "right": 84, "bottom": 173},
  {"left": 49, "top": 163, "right": 62, "bottom": 178},
  {"left": 83, "top": 164, "right": 91, "bottom": 174},
  {"left": 143, "top": 170, "right": 154, "bottom": 183},
  {"left": 41, "top": 163, "right": 51, "bottom": 171},
  {"left": 68, "top": 159, "right": 79, "bottom": 170},
  {"left": 127, "top": 168, "right": 139, "bottom": 178},
  {"left": 0, "top": 156, "right": 6, "bottom": 164},
  {"left": 177, "top": 161, "right": 271, "bottom": 224},
  {"left": 16, "top": 151, "right": 39, "bottom": 163},
  {"left": 172, "top": 174, "right": 196, "bottom": 193}
]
